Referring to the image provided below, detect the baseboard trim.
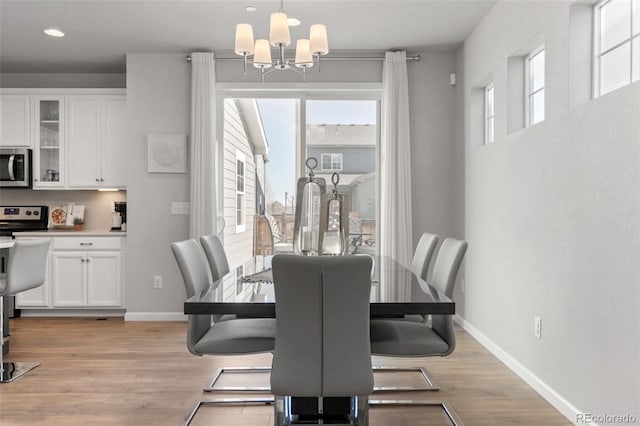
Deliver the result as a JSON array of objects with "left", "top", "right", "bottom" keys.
[
  {"left": 454, "top": 314, "right": 591, "bottom": 426},
  {"left": 124, "top": 312, "right": 187, "bottom": 322},
  {"left": 19, "top": 309, "right": 125, "bottom": 318}
]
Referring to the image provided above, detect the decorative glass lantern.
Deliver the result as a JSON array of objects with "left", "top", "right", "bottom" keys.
[
  {"left": 293, "top": 158, "right": 326, "bottom": 255},
  {"left": 319, "top": 173, "right": 349, "bottom": 256}
]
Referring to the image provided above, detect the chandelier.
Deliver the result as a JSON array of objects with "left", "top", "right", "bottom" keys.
[{"left": 234, "top": 0, "right": 329, "bottom": 80}]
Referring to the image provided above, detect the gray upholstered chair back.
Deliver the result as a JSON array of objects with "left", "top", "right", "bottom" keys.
[
  {"left": 200, "top": 234, "right": 230, "bottom": 282},
  {"left": 430, "top": 237, "right": 467, "bottom": 355},
  {"left": 0, "top": 239, "right": 51, "bottom": 296},
  {"left": 431, "top": 238, "right": 468, "bottom": 298},
  {"left": 270, "top": 255, "right": 374, "bottom": 397},
  {"left": 171, "top": 239, "right": 212, "bottom": 356},
  {"left": 411, "top": 232, "right": 439, "bottom": 281}
]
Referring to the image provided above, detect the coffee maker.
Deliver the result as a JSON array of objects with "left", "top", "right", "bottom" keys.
[{"left": 112, "top": 201, "right": 127, "bottom": 231}]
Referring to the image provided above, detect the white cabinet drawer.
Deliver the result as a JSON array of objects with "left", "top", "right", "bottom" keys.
[{"left": 53, "top": 237, "right": 122, "bottom": 251}]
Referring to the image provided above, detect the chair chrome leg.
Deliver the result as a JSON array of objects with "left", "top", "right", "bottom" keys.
[
  {"left": 1, "top": 362, "right": 41, "bottom": 383},
  {"left": 355, "top": 396, "right": 369, "bottom": 426},
  {"left": 369, "top": 399, "right": 464, "bottom": 426},
  {"left": 372, "top": 366, "right": 440, "bottom": 392},
  {"left": 0, "top": 296, "right": 42, "bottom": 383},
  {"left": 203, "top": 366, "right": 272, "bottom": 392},
  {"left": 182, "top": 397, "right": 274, "bottom": 426}
]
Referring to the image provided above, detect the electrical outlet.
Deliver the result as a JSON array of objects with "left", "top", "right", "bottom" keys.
[
  {"left": 534, "top": 316, "right": 542, "bottom": 339},
  {"left": 153, "top": 275, "right": 163, "bottom": 289}
]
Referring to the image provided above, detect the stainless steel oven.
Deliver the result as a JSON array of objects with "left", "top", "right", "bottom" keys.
[{"left": 0, "top": 148, "right": 32, "bottom": 188}]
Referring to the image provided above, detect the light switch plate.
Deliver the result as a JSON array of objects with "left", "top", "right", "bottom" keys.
[{"left": 171, "top": 202, "right": 190, "bottom": 215}]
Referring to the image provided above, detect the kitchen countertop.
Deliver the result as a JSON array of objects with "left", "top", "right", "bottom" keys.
[{"left": 13, "top": 230, "right": 127, "bottom": 237}]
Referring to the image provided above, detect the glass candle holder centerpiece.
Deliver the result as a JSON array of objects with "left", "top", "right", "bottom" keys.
[
  {"left": 293, "top": 158, "right": 326, "bottom": 255},
  {"left": 319, "top": 173, "right": 349, "bottom": 256}
]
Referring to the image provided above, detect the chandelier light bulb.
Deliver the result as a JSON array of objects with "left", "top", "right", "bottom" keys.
[
  {"left": 295, "top": 39, "right": 314, "bottom": 68},
  {"left": 253, "top": 39, "right": 273, "bottom": 68}
]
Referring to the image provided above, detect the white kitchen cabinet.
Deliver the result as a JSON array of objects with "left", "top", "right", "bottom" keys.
[
  {"left": 67, "top": 95, "right": 126, "bottom": 189},
  {"left": 52, "top": 251, "right": 86, "bottom": 307},
  {"left": 33, "top": 95, "right": 65, "bottom": 188},
  {"left": 15, "top": 235, "right": 125, "bottom": 312},
  {"left": 52, "top": 250, "right": 121, "bottom": 307},
  {"left": 0, "top": 95, "right": 31, "bottom": 147}
]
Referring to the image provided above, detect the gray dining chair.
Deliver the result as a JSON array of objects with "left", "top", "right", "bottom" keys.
[
  {"left": 0, "top": 239, "right": 51, "bottom": 383},
  {"left": 371, "top": 232, "right": 441, "bottom": 392},
  {"left": 199, "top": 234, "right": 230, "bottom": 282},
  {"left": 171, "top": 239, "right": 276, "bottom": 426},
  {"left": 411, "top": 232, "right": 439, "bottom": 281},
  {"left": 271, "top": 255, "right": 374, "bottom": 425},
  {"left": 370, "top": 237, "right": 468, "bottom": 399}
]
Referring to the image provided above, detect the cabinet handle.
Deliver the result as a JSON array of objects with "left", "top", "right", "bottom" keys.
[
  {"left": 96, "top": 178, "right": 100, "bottom": 182},
  {"left": 81, "top": 259, "right": 86, "bottom": 263},
  {"left": 101, "top": 178, "right": 104, "bottom": 182},
  {"left": 86, "top": 258, "right": 91, "bottom": 263},
  {"left": 80, "top": 242, "right": 93, "bottom": 246}
]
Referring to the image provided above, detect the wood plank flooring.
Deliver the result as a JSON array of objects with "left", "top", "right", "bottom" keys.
[{"left": 0, "top": 318, "right": 571, "bottom": 425}]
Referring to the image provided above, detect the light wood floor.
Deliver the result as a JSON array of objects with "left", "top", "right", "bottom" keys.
[{"left": 0, "top": 318, "right": 571, "bottom": 426}]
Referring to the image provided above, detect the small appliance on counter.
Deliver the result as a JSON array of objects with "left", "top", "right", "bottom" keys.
[{"left": 112, "top": 201, "right": 127, "bottom": 231}]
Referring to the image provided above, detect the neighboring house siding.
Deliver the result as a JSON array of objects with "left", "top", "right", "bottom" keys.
[
  {"left": 307, "top": 147, "right": 375, "bottom": 173},
  {"left": 222, "top": 99, "right": 256, "bottom": 279}
]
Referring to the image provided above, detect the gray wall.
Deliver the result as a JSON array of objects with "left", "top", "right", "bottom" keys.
[
  {"left": 460, "top": 0, "right": 640, "bottom": 420},
  {"left": 125, "top": 54, "right": 191, "bottom": 318}
]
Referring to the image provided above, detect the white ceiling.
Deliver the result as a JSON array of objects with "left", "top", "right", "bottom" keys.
[{"left": 0, "top": 0, "right": 496, "bottom": 73}]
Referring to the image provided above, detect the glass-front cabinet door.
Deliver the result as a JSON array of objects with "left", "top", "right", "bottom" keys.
[{"left": 33, "top": 95, "right": 65, "bottom": 187}]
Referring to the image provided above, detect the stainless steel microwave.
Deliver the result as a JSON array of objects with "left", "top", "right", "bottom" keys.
[{"left": 0, "top": 148, "right": 32, "bottom": 188}]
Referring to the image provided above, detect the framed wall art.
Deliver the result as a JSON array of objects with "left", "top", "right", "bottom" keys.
[{"left": 146, "top": 133, "right": 187, "bottom": 173}]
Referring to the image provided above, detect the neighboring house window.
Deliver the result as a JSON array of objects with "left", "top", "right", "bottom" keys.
[
  {"left": 321, "top": 153, "right": 343, "bottom": 171},
  {"left": 484, "top": 83, "right": 495, "bottom": 144},
  {"left": 236, "top": 151, "right": 246, "bottom": 233},
  {"left": 525, "top": 44, "right": 545, "bottom": 126},
  {"left": 594, "top": 0, "right": 640, "bottom": 96}
]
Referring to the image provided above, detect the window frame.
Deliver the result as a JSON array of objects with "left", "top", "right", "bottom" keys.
[
  {"left": 525, "top": 44, "right": 546, "bottom": 127},
  {"left": 320, "top": 153, "right": 344, "bottom": 171},
  {"left": 235, "top": 150, "right": 246, "bottom": 233},
  {"left": 484, "top": 83, "right": 495, "bottom": 144},
  {"left": 593, "top": 0, "right": 640, "bottom": 97}
]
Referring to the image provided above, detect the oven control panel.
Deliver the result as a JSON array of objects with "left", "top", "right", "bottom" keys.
[{"left": 0, "top": 206, "right": 47, "bottom": 221}]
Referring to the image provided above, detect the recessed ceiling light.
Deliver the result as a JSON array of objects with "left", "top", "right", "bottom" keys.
[
  {"left": 44, "top": 28, "right": 65, "bottom": 37},
  {"left": 287, "top": 17, "right": 301, "bottom": 27},
  {"left": 246, "top": 6, "right": 257, "bottom": 12}
]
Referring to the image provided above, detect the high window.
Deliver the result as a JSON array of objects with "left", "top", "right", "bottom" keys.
[
  {"left": 320, "top": 153, "right": 343, "bottom": 171},
  {"left": 484, "top": 83, "right": 495, "bottom": 144},
  {"left": 236, "top": 151, "right": 246, "bottom": 232},
  {"left": 526, "top": 45, "right": 545, "bottom": 126},
  {"left": 594, "top": 0, "right": 640, "bottom": 96}
]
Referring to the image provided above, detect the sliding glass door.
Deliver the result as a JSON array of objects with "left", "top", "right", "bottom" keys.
[{"left": 220, "top": 93, "right": 380, "bottom": 282}]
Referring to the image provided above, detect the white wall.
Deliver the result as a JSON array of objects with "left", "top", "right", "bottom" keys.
[{"left": 460, "top": 1, "right": 640, "bottom": 421}]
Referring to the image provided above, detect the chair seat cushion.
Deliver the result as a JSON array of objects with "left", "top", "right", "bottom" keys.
[
  {"left": 370, "top": 319, "right": 449, "bottom": 356},
  {"left": 194, "top": 318, "right": 276, "bottom": 355}
]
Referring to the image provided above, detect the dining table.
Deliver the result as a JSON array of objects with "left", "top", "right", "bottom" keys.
[{"left": 184, "top": 255, "right": 455, "bottom": 318}]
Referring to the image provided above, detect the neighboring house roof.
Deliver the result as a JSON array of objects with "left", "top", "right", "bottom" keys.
[
  {"left": 236, "top": 99, "right": 269, "bottom": 160},
  {"left": 307, "top": 124, "right": 376, "bottom": 147}
]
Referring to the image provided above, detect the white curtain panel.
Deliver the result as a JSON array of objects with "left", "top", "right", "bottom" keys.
[
  {"left": 189, "top": 52, "right": 218, "bottom": 238},
  {"left": 380, "top": 51, "right": 413, "bottom": 271}
]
